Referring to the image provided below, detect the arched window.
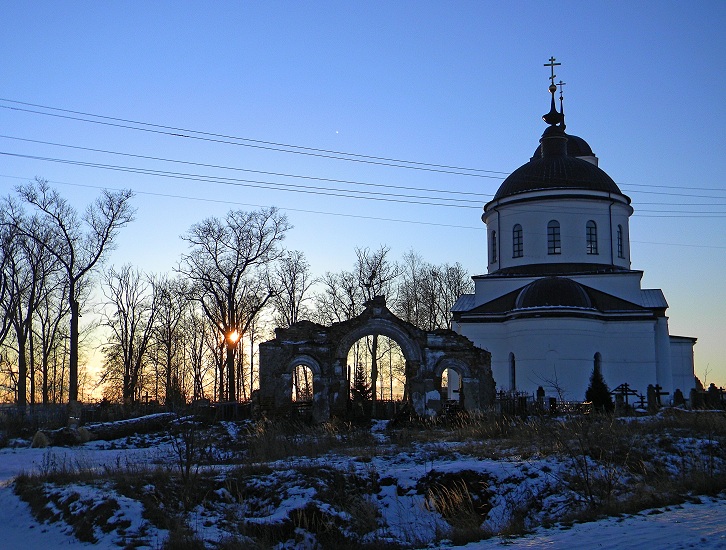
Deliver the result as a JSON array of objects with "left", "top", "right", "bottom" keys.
[
  {"left": 617, "top": 225, "right": 624, "bottom": 258},
  {"left": 491, "top": 230, "right": 497, "bottom": 263},
  {"left": 509, "top": 352, "right": 516, "bottom": 390},
  {"left": 594, "top": 352, "right": 602, "bottom": 371},
  {"left": 512, "top": 224, "right": 523, "bottom": 258},
  {"left": 547, "top": 220, "right": 561, "bottom": 255},
  {"left": 291, "top": 364, "right": 314, "bottom": 402},
  {"left": 586, "top": 220, "right": 598, "bottom": 254}
]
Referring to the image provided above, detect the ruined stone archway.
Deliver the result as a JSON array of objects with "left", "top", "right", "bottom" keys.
[
  {"left": 287, "top": 354, "right": 319, "bottom": 405},
  {"left": 257, "top": 296, "right": 494, "bottom": 421}
]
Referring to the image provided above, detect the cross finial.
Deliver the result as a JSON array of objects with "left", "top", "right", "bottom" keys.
[
  {"left": 557, "top": 80, "right": 566, "bottom": 100},
  {"left": 544, "top": 56, "right": 561, "bottom": 86}
]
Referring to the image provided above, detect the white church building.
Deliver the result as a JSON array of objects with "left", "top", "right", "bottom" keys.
[{"left": 451, "top": 63, "right": 696, "bottom": 404}]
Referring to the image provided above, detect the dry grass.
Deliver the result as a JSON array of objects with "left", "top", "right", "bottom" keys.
[{"left": 11, "top": 410, "right": 726, "bottom": 548}]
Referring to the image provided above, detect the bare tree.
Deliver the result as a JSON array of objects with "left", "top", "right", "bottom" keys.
[
  {"left": 313, "top": 270, "right": 363, "bottom": 325},
  {"left": 151, "top": 275, "right": 189, "bottom": 404},
  {"left": 33, "top": 267, "right": 69, "bottom": 405},
  {"left": 0, "top": 211, "right": 16, "bottom": 351},
  {"left": 17, "top": 178, "right": 135, "bottom": 403},
  {"left": 396, "top": 250, "right": 427, "bottom": 328},
  {"left": 99, "top": 264, "right": 158, "bottom": 402},
  {"left": 395, "top": 251, "right": 473, "bottom": 331},
  {"left": 270, "top": 250, "right": 313, "bottom": 327},
  {"left": 354, "top": 246, "right": 400, "bottom": 411},
  {"left": 178, "top": 207, "right": 290, "bottom": 402},
  {"left": 1, "top": 197, "right": 58, "bottom": 408}
]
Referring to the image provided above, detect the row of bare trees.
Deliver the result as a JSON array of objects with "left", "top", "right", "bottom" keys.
[
  {"left": 0, "top": 178, "right": 134, "bottom": 407},
  {"left": 312, "top": 246, "right": 473, "bottom": 408},
  {"left": 0, "top": 180, "right": 473, "bottom": 407}
]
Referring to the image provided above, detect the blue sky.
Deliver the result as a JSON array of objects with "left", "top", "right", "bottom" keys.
[{"left": 1, "top": 1, "right": 725, "bottom": 386}]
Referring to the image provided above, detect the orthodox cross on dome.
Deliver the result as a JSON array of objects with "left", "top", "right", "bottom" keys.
[
  {"left": 542, "top": 57, "right": 564, "bottom": 126},
  {"left": 544, "top": 56, "right": 561, "bottom": 87},
  {"left": 557, "top": 80, "right": 566, "bottom": 100}
]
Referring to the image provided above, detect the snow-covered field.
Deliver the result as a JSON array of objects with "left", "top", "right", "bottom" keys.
[{"left": 0, "top": 413, "right": 724, "bottom": 549}]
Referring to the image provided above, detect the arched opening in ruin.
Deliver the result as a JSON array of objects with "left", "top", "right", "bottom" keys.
[
  {"left": 441, "top": 367, "right": 463, "bottom": 402},
  {"left": 291, "top": 364, "right": 314, "bottom": 402},
  {"left": 347, "top": 335, "right": 406, "bottom": 402},
  {"left": 433, "top": 359, "right": 472, "bottom": 414},
  {"left": 336, "top": 317, "right": 423, "bottom": 417},
  {"left": 257, "top": 296, "right": 494, "bottom": 421}
]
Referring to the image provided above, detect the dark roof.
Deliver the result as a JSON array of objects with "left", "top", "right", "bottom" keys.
[
  {"left": 493, "top": 155, "right": 623, "bottom": 201},
  {"left": 477, "top": 263, "right": 635, "bottom": 278},
  {"left": 516, "top": 277, "right": 592, "bottom": 309},
  {"left": 453, "top": 277, "right": 656, "bottom": 320},
  {"left": 532, "top": 133, "right": 594, "bottom": 160}
]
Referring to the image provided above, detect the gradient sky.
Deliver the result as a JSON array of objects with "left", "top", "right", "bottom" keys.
[{"left": 1, "top": 1, "right": 725, "bottom": 387}]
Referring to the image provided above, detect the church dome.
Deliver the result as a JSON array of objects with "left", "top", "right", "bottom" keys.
[
  {"left": 515, "top": 276, "right": 593, "bottom": 309},
  {"left": 493, "top": 153, "right": 622, "bottom": 201},
  {"left": 531, "top": 133, "right": 594, "bottom": 160}
]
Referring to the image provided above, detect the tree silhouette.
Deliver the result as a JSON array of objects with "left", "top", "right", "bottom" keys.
[{"left": 585, "top": 360, "right": 613, "bottom": 413}]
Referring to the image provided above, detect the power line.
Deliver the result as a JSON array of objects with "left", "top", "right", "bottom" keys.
[
  {"left": 0, "top": 152, "right": 483, "bottom": 208},
  {"left": 3, "top": 173, "right": 724, "bottom": 248},
  {"left": 4, "top": 148, "right": 726, "bottom": 215},
  {"left": 0, "top": 175, "right": 482, "bottom": 230},
  {"left": 3, "top": 134, "right": 725, "bottom": 204},
  {"left": 0, "top": 99, "right": 507, "bottom": 178},
  {"left": 2, "top": 98, "right": 724, "bottom": 197},
  {"left": 0, "top": 134, "right": 495, "bottom": 199}
]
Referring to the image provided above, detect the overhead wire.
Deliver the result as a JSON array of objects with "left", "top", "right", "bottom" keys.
[
  {"left": 2, "top": 135, "right": 725, "bottom": 207},
  {"left": 0, "top": 175, "right": 482, "bottom": 230},
  {"left": 0, "top": 99, "right": 507, "bottom": 178},
  {"left": 2, "top": 98, "right": 725, "bottom": 195},
  {"left": 4, "top": 149, "right": 726, "bottom": 215},
  {"left": 0, "top": 134, "right": 494, "bottom": 199},
  {"left": 0, "top": 152, "right": 483, "bottom": 208}
]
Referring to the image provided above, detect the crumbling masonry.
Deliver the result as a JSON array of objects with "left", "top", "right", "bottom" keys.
[{"left": 257, "top": 296, "right": 495, "bottom": 422}]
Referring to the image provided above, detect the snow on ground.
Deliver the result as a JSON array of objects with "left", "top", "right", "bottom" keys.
[
  {"left": 0, "top": 438, "right": 175, "bottom": 548},
  {"left": 447, "top": 497, "right": 726, "bottom": 549},
  {"left": 0, "top": 417, "right": 725, "bottom": 548}
]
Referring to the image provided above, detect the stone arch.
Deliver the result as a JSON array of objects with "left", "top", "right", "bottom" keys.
[
  {"left": 432, "top": 357, "right": 479, "bottom": 413},
  {"left": 434, "top": 357, "right": 472, "bottom": 379},
  {"left": 287, "top": 354, "right": 322, "bottom": 376},
  {"left": 287, "top": 354, "right": 320, "bottom": 405},
  {"left": 335, "top": 318, "right": 422, "bottom": 365},
  {"left": 257, "top": 296, "right": 494, "bottom": 421}
]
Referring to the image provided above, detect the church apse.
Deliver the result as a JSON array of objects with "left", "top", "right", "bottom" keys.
[{"left": 257, "top": 296, "right": 495, "bottom": 421}]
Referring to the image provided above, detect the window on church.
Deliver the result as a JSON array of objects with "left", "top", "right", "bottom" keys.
[
  {"left": 617, "top": 225, "right": 624, "bottom": 258},
  {"left": 547, "top": 220, "right": 561, "bottom": 254},
  {"left": 513, "top": 224, "right": 523, "bottom": 258},
  {"left": 509, "top": 352, "right": 516, "bottom": 390},
  {"left": 586, "top": 220, "right": 598, "bottom": 254},
  {"left": 491, "top": 231, "right": 497, "bottom": 263}
]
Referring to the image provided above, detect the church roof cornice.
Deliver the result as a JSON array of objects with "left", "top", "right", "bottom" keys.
[
  {"left": 473, "top": 263, "right": 641, "bottom": 279},
  {"left": 484, "top": 188, "right": 632, "bottom": 214}
]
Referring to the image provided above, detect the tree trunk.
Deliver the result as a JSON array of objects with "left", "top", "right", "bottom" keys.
[
  {"left": 29, "top": 328, "right": 35, "bottom": 407},
  {"left": 226, "top": 347, "right": 235, "bottom": 401},
  {"left": 17, "top": 331, "right": 27, "bottom": 409},
  {"left": 370, "top": 334, "right": 378, "bottom": 415},
  {"left": 69, "top": 295, "right": 79, "bottom": 403}
]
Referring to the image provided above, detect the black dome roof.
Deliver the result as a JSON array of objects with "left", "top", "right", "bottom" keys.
[
  {"left": 532, "top": 133, "right": 594, "bottom": 160},
  {"left": 515, "top": 277, "right": 593, "bottom": 309},
  {"left": 493, "top": 154, "right": 623, "bottom": 201}
]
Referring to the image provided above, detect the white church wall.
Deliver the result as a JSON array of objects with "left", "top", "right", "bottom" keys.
[
  {"left": 570, "top": 271, "right": 645, "bottom": 303},
  {"left": 472, "top": 276, "right": 533, "bottom": 306},
  {"left": 459, "top": 316, "right": 660, "bottom": 401},
  {"left": 484, "top": 194, "right": 632, "bottom": 273},
  {"left": 609, "top": 202, "right": 632, "bottom": 268},
  {"left": 670, "top": 337, "right": 697, "bottom": 396}
]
